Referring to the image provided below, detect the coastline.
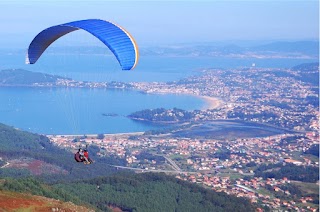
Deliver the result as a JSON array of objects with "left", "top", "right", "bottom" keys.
[
  {"left": 140, "top": 90, "right": 223, "bottom": 110},
  {"left": 198, "top": 95, "right": 223, "bottom": 110},
  {"left": 46, "top": 131, "right": 145, "bottom": 138}
]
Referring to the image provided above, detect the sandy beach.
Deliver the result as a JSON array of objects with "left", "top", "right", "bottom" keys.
[{"left": 199, "top": 96, "right": 223, "bottom": 110}]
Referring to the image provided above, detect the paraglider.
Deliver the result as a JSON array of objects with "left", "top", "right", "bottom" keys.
[
  {"left": 75, "top": 145, "right": 93, "bottom": 164},
  {"left": 26, "top": 19, "right": 139, "bottom": 164},
  {"left": 26, "top": 19, "right": 139, "bottom": 70}
]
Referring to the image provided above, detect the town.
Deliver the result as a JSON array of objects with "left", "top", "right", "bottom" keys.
[
  {"left": 45, "top": 63, "right": 319, "bottom": 211},
  {"left": 130, "top": 64, "right": 319, "bottom": 133}
]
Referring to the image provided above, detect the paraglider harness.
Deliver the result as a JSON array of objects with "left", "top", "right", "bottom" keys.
[
  {"left": 75, "top": 145, "right": 93, "bottom": 164},
  {"left": 74, "top": 149, "right": 84, "bottom": 162}
]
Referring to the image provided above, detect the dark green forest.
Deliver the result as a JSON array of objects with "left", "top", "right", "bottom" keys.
[
  {"left": 254, "top": 163, "right": 319, "bottom": 183},
  {"left": 0, "top": 173, "right": 255, "bottom": 212},
  {"left": 55, "top": 172, "right": 255, "bottom": 212},
  {"left": 304, "top": 144, "right": 319, "bottom": 157}
]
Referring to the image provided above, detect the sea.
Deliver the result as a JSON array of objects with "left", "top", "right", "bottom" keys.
[{"left": 0, "top": 50, "right": 317, "bottom": 135}]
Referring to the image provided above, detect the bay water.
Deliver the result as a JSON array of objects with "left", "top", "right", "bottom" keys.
[{"left": 0, "top": 51, "right": 317, "bottom": 134}]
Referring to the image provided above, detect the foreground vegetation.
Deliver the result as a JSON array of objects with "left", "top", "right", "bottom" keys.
[
  {"left": 0, "top": 173, "right": 255, "bottom": 212},
  {"left": 0, "top": 190, "right": 93, "bottom": 211}
]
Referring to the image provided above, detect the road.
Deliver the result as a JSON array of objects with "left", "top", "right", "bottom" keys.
[
  {"left": 109, "top": 165, "right": 197, "bottom": 174},
  {"left": 152, "top": 154, "right": 182, "bottom": 172},
  {"left": 162, "top": 155, "right": 182, "bottom": 171}
]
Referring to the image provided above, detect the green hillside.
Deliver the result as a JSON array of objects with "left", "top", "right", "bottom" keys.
[
  {"left": 0, "top": 123, "right": 124, "bottom": 181},
  {"left": 0, "top": 173, "right": 255, "bottom": 212},
  {"left": 0, "top": 123, "right": 255, "bottom": 211},
  {"left": 55, "top": 172, "right": 255, "bottom": 212}
]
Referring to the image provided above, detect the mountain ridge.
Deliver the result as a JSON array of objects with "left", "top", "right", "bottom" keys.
[{"left": 0, "top": 69, "right": 69, "bottom": 85}]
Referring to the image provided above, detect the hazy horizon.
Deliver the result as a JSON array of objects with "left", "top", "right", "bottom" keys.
[{"left": 0, "top": 0, "right": 318, "bottom": 48}]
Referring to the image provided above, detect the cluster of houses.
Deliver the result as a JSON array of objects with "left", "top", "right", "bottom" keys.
[{"left": 49, "top": 130, "right": 318, "bottom": 211}]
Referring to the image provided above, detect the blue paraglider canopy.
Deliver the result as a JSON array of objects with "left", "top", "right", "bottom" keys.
[{"left": 26, "top": 19, "right": 139, "bottom": 70}]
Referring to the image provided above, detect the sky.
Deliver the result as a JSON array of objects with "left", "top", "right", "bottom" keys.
[{"left": 0, "top": 0, "right": 318, "bottom": 48}]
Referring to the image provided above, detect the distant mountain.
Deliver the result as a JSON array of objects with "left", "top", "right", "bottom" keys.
[
  {"left": 251, "top": 41, "right": 319, "bottom": 55},
  {"left": 139, "top": 40, "right": 319, "bottom": 58},
  {"left": 0, "top": 69, "right": 69, "bottom": 85},
  {"left": 7, "top": 40, "right": 317, "bottom": 59}
]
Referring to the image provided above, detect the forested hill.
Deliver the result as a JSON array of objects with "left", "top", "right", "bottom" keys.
[
  {"left": 290, "top": 63, "right": 319, "bottom": 86},
  {"left": 0, "top": 123, "right": 124, "bottom": 181},
  {"left": 0, "top": 173, "right": 256, "bottom": 212},
  {"left": 0, "top": 123, "right": 256, "bottom": 211},
  {"left": 128, "top": 107, "right": 195, "bottom": 123},
  {"left": 57, "top": 172, "right": 255, "bottom": 212},
  {"left": 0, "top": 69, "right": 69, "bottom": 85}
]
